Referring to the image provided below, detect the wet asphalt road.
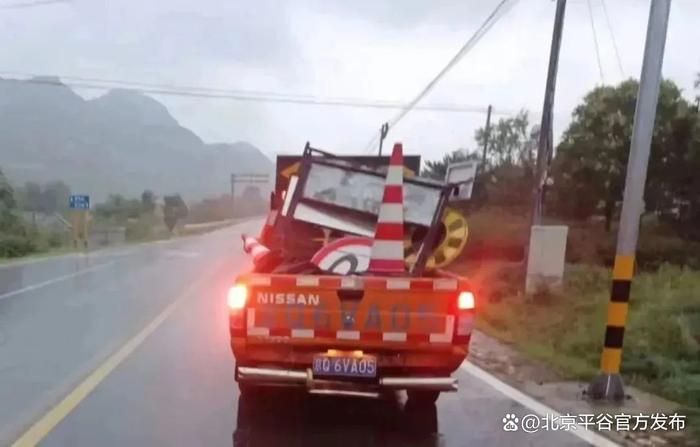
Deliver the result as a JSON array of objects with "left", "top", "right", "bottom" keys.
[{"left": 0, "top": 220, "right": 591, "bottom": 446}]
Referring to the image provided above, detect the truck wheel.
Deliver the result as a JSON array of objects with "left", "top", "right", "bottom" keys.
[
  {"left": 237, "top": 382, "right": 257, "bottom": 395},
  {"left": 407, "top": 390, "right": 440, "bottom": 406}
]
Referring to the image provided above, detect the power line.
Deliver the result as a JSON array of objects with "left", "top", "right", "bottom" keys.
[
  {"left": 586, "top": 0, "right": 605, "bottom": 84},
  {"left": 0, "top": 0, "right": 68, "bottom": 9},
  {"left": 363, "top": 0, "right": 519, "bottom": 153},
  {"left": 0, "top": 75, "right": 520, "bottom": 115},
  {"left": 0, "top": 70, "right": 320, "bottom": 100},
  {"left": 600, "top": 0, "right": 625, "bottom": 79}
]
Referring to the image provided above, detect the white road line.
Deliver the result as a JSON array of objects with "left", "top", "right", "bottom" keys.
[
  {"left": 0, "top": 217, "right": 262, "bottom": 270},
  {"left": 460, "top": 361, "right": 620, "bottom": 447},
  {"left": 162, "top": 250, "right": 201, "bottom": 259},
  {"left": 0, "top": 254, "right": 78, "bottom": 269},
  {"left": 0, "top": 262, "right": 116, "bottom": 301}
]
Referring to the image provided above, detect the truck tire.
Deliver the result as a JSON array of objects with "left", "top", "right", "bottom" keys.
[
  {"left": 407, "top": 390, "right": 440, "bottom": 406},
  {"left": 237, "top": 381, "right": 260, "bottom": 395},
  {"left": 235, "top": 365, "right": 256, "bottom": 395}
]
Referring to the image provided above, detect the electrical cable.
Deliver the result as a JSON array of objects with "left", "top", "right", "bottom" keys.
[
  {"left": 362, "top": 0, "right": 519, "bottom": 154},
  {"left": 0, "top": 0, "right": 68, "bottom": 9},
  {"left": 600, "top": 0, "right": 625, "bottom": 79},
  {"left": 0, "top": 74, "right": 519, "bottom": 114},
  {"left": 586, "top": 0, "right": 606, "bottom": 84}
]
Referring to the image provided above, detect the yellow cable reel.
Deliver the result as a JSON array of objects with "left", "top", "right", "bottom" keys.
[{"left": 404, "top": 207, "right": 469, "bottom": 271}]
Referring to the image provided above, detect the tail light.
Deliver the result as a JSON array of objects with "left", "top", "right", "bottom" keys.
[
  {"left": 457, "top": 291, "right": 475, "bottom": 310},
  {"left": 228, "top": 284, "right": 248, "bottom": 310},
  {"left": 454, "top": 291, "right": 475, "bottom": 344},
  {"left": 228, "top": 284, "right": 248, "bottom": 337}
]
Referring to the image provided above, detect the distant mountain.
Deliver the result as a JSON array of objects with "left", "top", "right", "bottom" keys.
[{"left": 0, "top": 77, "right": 273, "bottom": 201}]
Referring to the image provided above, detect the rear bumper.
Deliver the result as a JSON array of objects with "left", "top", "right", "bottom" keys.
[
  {"left": 231, "top": 337, "right": 470, "bottom": 372},
  {"left": 236, "top": 366, "right": 458, "bottom": 396}
]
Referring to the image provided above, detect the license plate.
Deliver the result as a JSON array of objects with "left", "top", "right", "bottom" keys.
[{"left": 312, "top": 354, "right": 377, "bottom": 378}]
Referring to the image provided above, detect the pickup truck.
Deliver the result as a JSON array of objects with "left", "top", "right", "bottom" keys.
[
  {"left": 229, "top": 142, "right": 475, "bottom": 404},
  {"left": 228, "top": 271, "right": 474, "bottom": 403}
]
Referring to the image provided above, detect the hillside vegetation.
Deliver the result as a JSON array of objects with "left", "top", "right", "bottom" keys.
[{"left": 0, "top": 76, "right": 273, "bottom": 201}]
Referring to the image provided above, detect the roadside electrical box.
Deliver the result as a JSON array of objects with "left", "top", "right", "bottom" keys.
[{"left": 526, "top": 225, "right": 568, "bottom": 294}]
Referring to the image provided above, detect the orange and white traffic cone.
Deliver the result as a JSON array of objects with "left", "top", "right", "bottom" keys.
[
  {"left": 368, "top": 142, "right": 405, "bottom": 273},
  {"left": 242, "top": 234, "right": 271, "bottom": 265},
  {"left": 258, "top": 209, "right": 278, "bottom": 247}
]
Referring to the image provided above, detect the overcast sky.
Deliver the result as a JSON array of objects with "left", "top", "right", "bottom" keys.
[{"left": 1, "top": 0, "right": 699, "bottom": 163}]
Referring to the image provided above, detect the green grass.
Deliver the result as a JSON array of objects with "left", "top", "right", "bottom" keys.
[
  {"left": 0, "top": 245, "right": 76, "bottom": 264},
  {"left": 456, "top": 261, "right": 700, "bottom": 436}
]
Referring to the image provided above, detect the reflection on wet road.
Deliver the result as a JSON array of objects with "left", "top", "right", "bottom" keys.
[
  {"left": 234, "top": 390, "right": 439, "bottom": 447},
  {"left": 0, "top": 219, "right": 592, "bottom": 446}
]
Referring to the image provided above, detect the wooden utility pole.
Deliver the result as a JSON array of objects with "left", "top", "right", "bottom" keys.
[
  {"left": 531, "top": 0, "right": 567, "bottom": 226},
  {"left": 480, "top": 105, "right": 493, "bottom": 172}
]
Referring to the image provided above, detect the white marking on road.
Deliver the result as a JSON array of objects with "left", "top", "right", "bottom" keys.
[
  {"left": 9, "top": 260, "right": 224, "bottom": 447},
  {"left": 460, "top": 361, "right": 620, "bottom": 447},
  {"left": 0, "top": 217, "right": 262, "bottom": 270},
  {"left": 0, "top": 253, "right": 78, "bottom": 269},
  {"left": 82, "top": 250, "right": 135, "bottom": 258},
  {"left": 0, "top": 262, "right": 116, "bottom": 302},
  {"left": 162, "top": 249, "right": 201, "bottom": 259}
]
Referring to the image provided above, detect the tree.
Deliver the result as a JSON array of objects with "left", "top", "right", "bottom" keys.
[
  {"left": 141, "top": 190, "right": 156, "bottom": 214},
  {"left": 475, "top": 110, "right": 539, "bottom": 170},
  {"left": 17, "top": 182, "right": 43, "bottom": 212},
  {"left": 163, "top": 194, "right": 188, "bottom": 232},
  {"left": 473, "top": 111, "right": 540, "bottom": 211},
  {"left": 551, "top": 79, "right": 699, "bottom": 232},
  {"left": 94, "top": 194, "right": 141, "bottom": 221},
  {"left": 0, "top": 168, "right": 32, "bottom": 243},
  {"left": 41, "top": 181, "right": 70, "bottom": 214},
  {"left": 0, "top": 168, "right": 18, "bottom": 224}
]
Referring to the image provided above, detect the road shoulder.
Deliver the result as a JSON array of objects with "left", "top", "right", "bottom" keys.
[{"left": 469, "top": 330, "right": 696, "bottom": 446}]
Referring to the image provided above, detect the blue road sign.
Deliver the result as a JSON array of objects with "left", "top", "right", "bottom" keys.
[{"left": 69, "top": 195, "right": 90, "bottom": 210}]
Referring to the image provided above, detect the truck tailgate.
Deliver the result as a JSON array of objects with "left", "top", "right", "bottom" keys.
[{"left": 236, "top": 273, "right": 471, "bottom": 347}]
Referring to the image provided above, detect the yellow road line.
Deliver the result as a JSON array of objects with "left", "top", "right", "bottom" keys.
[{"left": 11, "top": 267, "right": 222, "bottom": 447}]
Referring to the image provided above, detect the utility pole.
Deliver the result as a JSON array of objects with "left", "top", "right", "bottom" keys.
[
  {"left": 532, "top": 0, "right": 567, "bottom": 226},
  {"left": 588, "top": 0, "right": 672, "bottom": 402},
  {"left": 480, "top": 105, "right": 493, "bottom": 172},
  {"left": 378, "top": 122, "right": 389, "bottom": 156}
]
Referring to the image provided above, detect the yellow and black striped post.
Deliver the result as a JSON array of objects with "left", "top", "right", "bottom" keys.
[
  {"left": 588, "top": 0, "right": 670, "bottom": 401},
  {"left": 588, "top": 255, "right": 634, "bottom": 400},
  {"left": 600, "top": 255, "right": 634, "bottom": 375}
]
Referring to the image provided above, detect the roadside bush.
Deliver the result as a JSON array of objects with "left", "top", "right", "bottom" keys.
[
  {"left": 471, "top": 262, "right": 700, "bottom": 427},
  {"left": 45, "top": 231, "right": 65, "bottom": 248},
  {"left": 0, "top": 234, "right": 37, "bottom": 257},
  {"left": 462, "top": 207, "right": 528, "bottom": 262},
  {"left": 637, "top": 236, "right": 700, "bottom": 270},
  {"left": 125, "top": 216, "right": 156, "bottom": 241},
  {"left": 464, "top": 207, "right": 700, "bottom": 270}
]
